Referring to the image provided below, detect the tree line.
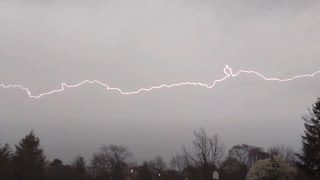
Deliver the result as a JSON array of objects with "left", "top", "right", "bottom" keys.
[{"left": 1, "top": 98, "right": 320, "bottom": 180}]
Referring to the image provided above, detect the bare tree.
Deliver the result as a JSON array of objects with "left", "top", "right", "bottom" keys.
[
  {"left": 171, "top": 153, "right": 190, "bottom": 179},
  {"left": 149, "top": 156, "right": 166, "bottom": 172},
  {"left": 219, "top": 144, "right": 268, "bottom": 180},
  {"left": 268, "top": 145, "right": 296, "bottom": 167},
  {"left": 247, "top": 147, "right": 269, "bottom": 168},
  {"left": 229, "top": 144, "right": 269, "bottom": 168},
  {"left": 89, "top": 144, "right": 132, "bottom": 180},
  {"left": 183, "top": 128, "right": 225, "bottom": 180}
]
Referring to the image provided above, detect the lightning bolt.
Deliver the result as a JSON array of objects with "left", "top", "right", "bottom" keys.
[{"left": 1, "top": 65, "right": 320, "bottom": 99}]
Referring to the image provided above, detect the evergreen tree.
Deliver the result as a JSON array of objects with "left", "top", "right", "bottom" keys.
[
  {"left": 297, "top": 98, "right": 320, "bottom": 179},
  {"left": 13, "top": 130, "right": 47, "bottom": 180},
  {"left": 0, "top": 143, "right": 13, "bottom": 179},
  {"left": 72, "top": 155, "right": 86, "bottom": 180}
]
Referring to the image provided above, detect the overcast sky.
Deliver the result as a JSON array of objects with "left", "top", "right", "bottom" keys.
[{"left": 1, "top": 0, "right": 320, "bottom": 163}]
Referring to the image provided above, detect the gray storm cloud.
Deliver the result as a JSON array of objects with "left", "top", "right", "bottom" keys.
[{"left": 0, "top": 0, "right": 320, "bottom": 163}]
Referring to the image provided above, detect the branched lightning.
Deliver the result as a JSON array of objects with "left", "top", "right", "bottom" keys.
[{"left": 1, "top": 65, "right": 320, "bottom": 99}]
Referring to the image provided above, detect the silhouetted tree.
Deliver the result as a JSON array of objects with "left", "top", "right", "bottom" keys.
[
  {"left": 0, "top": 143, "right": 13, "bottom": 179},
  {"left": 297, "top": 98, "right": 320, "bottom": 179},
  {"left": 46, "top": 158, "right": 74, "bottom": 180},
  {"left": 170, "top": 153, "right": 190, "bottom": 180},
  {"left": 148, "top": 156, "right": 166, "bottom": 177},
  {"left": 72, "top": 155, "right": 86, "bottom": 180},
  {"left": 183, "top": 128, "right": 225, "bottom": 180},
  {"left": 13, "top": 130, "right": 47, "bottom": 180},
  {"left": 50, "top": 159, "right": 63, "bottom": 167},
  {"left": 229, "top": 144, "right": 269, "bottom": 169},
  {"left": 88, "top": 144, "right": 132, "bottom": 180},
  {"left": 219, "top": 156, "right": 247, "bottom": 180},
  {"left": 135, "top": 158, "right": 169, "bottom": 180},
  {"left": 268, "top": 145, "right": 296, "bottom": 167},
  {"left": 136, "top": 162, "right": 153, "bottom": 180},
  {"left": 164, "top": 169, "right": 180, "bottom": 180}
]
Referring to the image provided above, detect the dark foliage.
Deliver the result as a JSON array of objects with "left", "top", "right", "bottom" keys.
[
  {"left": 88, "top": 144, "right": 132, "bottom": 180},
  {"left": 0, "top": 143, "right": 13, "bottom": 179},
  {"left": 297, "top": 98, "right": 320, "bottom": 179},
  {"left": 72, "top": 155, "right": 87, "bottom": 180},
  {"left": 13, "top": 130, "right": 47, "bottom": 180},
  {"left": 219, "top": 156, "right": 247, "bottom": 180},
  {"left": 136, "top": 162, "right": 154, "bottom": 180},
  {"left": 46, "top": 159, "right": 74, "bottom": 180}
]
